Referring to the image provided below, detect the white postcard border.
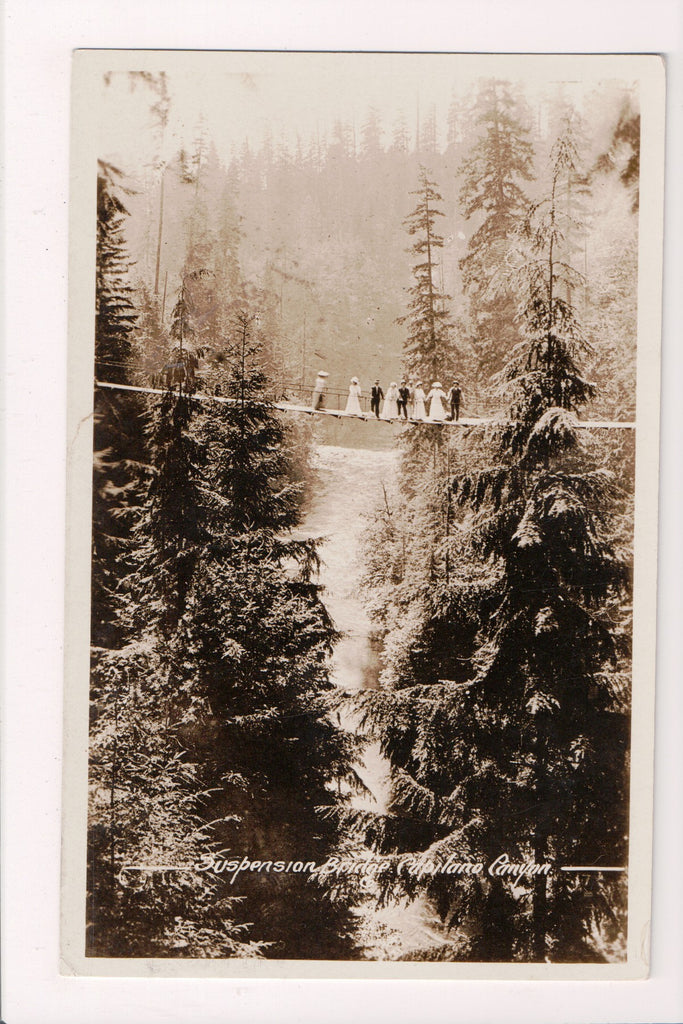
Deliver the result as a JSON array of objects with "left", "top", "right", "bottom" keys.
[{"left": 2, "top": 2, "right": 682, "bottom": 1020}]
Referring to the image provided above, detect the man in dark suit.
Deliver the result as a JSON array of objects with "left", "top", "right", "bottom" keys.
[
  {"left": 397, "top": 381, "right": 410, "bottom": 419},
  {"left": 370, "top": 380, "right": 384, "bottom": 418},
  {"left": 448, "top": 381, "right": 462, "bottom": 422}
]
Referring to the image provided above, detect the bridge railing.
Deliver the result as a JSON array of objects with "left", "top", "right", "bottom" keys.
[
  {"left": 266, "top": 381, "right": 372, "bottom": 413},
  {"left": 95, "top": 381, "right": 636, "bottom": 430}
]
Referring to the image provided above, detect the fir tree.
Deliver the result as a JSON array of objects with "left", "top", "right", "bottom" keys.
[
  {"left": 162, "top": 143, "right": 246, "bottom": 381},
  {"left": 91, "top": 161, "right": 146, "bottom": 648},
  {"left": 594, "top": 98, "right": 640, "bottom": 212},
  {"left": 87, "top": 382, "right": 239, "bottom": 959},
  {"left": 87, "top": 639, "right": 266, "bottom": 959},
  {"left": 346, "top": 122, "right": 632, "bottom": 963},
  {"left": 89, "top": 326, "right": 359, "bottom": 957},
  {"left": 583, "top": 164, "right": 639, "bottom": 419},
  {"left": 134, "top": 281, "right": 168, "bottom": 381},
  {"left": 444, "top": 121, "right": 630, "bottom": 960},
  {"left": 95, "top": 161, "right": 139, "bottom": 383},
  {"left": 446, "top": 92, "right": 466, "bottom": 149},
  {"left": 163, "top": 268, "right": 213, "bottom": 387},
  {"left": 88, "top": 170, "right": 261, "bottom": 959},
  {"left": 360, "top": 107, "right": 384, "bottom": 160},
  {"left": 142, "top": 388, "right": 208, "bottom": 637},
  {"left": 398, "top": 167, "right": 455, "bottom": 383},
  {"left": 458, "top": 80, "right": 534, "bottom": 383},
  {"left": 179, "top": 310, "right": 362, "bottom": 958},
  {"left": 391, "top": 112, "right": 411, "bottom": 153},
  {"left": 419, "top": 105, "right": 439, "bottom": 154}
]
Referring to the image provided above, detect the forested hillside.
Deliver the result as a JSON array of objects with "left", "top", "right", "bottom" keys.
[
  {"left": 89, "top": 161, "right": 363, "bottom": 958},
  {"left": 339, "top": 116, "right": 635, "bottom": 962},
  {"left": 87, "top": 68, "right": 639, "bottom": 962},
  {"left": 109, "top": 73, "right": 639, "bottom": 420}
]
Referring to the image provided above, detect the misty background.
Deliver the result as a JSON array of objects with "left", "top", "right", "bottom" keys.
[{"left": 96, "top": 58, "right": 638, "bottom": 419}]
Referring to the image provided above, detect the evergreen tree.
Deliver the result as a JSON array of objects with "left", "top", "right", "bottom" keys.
[
  {"left": 89, "top": 324, "right": 359, "bottom": 957},
  {"left": 179, "top": 310, "right": 361, "bottom": 958},
  {"left": 95, "top": 161, "right": 139, "bottom": 384},
  {"left": 444, "top": 121, "right": 630, "bottom": 961},
  {"left": 88, "top": 169, "right": 261, "bottom": 959},
  {"left": 88, "top": 380, "right": 234, "bottom": 958},
  {"left": 398, "top": 167, "right": 455, "bottom": 383},
  {"left": 91, "top": 161, "right": 146, "bottom": 648},
  {"left": 87, "top": 639, "right": 266, "bottom": 959},
  {"left": 142, "top": 388, "right": 208, "bottom": 636},
  {"left": 458, "top": 80, "right": 534, "bottom": 383},
  {"left": 360, "top": 107, "right": 384, "bottom": 160},
  {"left": 419, "top": 105, "right": 439, "bottom": 154},
  {"left": 168, "top": 143, "right": 246, "bottom": 379},
  {"left": 584, "top": 134, "right": 640, "bottom": 420},
  {"left": 346, "top": 122, "right": 632, "bottom": 963},
  {"left": 134, "top": 280, "right": 170, "bottom": 384},
  {"left": 594, "top": 98, "right": 640, "bottom": 212},
  {"left": 446, "top": 92, "right": 466, "bottom": 149},
  {"left": 162, "top": 268, "right": 213, "bottom": 387},
  {"left": 391, "top": 112, "right": 411, "bottom": 153}
]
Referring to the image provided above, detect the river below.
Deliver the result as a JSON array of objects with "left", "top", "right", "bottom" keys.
[{"left": 299, "top": 444, "right": 449, "bottom": 959}]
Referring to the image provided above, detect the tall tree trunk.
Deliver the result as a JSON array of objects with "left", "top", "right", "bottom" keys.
[{"left": 154, "top": 170, "right": 165, "bottom": 295}]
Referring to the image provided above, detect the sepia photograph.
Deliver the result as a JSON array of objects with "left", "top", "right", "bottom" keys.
[{"left": 60, "top": 50, "right": 664, "bottom": 977}]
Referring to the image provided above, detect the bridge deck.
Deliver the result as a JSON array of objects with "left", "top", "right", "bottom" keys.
[{"left": 95, "top": 381, "right": 636, "bottom": 431}]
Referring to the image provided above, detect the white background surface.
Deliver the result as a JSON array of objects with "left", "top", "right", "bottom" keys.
[{"left": 2, "top": 1, "right": 682, "bottom": 1022}]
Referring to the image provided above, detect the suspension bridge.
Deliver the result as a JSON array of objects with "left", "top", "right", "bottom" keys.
[{"left": 95, "top": 380, "right": 636, "bottom": 431}]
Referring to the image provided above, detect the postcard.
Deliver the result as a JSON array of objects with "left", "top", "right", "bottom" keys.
[{"left": 61, "top": 50, "right": 665, "bottom": 978}]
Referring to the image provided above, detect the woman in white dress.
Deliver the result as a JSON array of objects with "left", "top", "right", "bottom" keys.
[
  {"left": 412, "top": 381, "right": 427, "bottom": 420},
  {"left": 382, "top": 381, "right": 399, "bottom": 419},
  {"left": 344, "top": 376, "right": 363, "bottom": 416},
  {"left": 426, "top": 381, "right": 447, "bottom": 421}
]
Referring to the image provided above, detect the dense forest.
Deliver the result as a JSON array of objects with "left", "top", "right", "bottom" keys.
[
  {"left": 109, "top": 72, "right": 639, "bottom": 418},
  {"left": 87, "top": 70, "right": 637, "bottom": 961}
]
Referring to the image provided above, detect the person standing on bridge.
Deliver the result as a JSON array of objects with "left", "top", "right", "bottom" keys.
[
  {"left": 448, "top": 380, "right": 462, "bottom": 422},
  {"left": 382, "top": 382, "right": 399, "bottom": 420},
  {"left": 370, "top": 379, "right": 384, "bottom": 418},
  {"left": 397, "top": 381, "right": 410, "bottom": 419},
  {"left": 426, "top": 381, "right": 447, "bottom": 421},
  {"left": 311, "top": 370, "right": 329, "bottom": 411},
  {"left": 407, "top": 380, "right": 416, "bottom": 417},
  {"left": 345, "top": 376, "right": 363, "bottom": 416},
  {"left": 412, "top": 382, "right": 427, "bottom": 420}
]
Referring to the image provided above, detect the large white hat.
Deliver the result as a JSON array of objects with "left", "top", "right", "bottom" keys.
[
  {"left": 317, "top": 370, "right": 329, "bottom": 377},
  {"left": 433, "top": 381, "right": 442, "bottom": 388}
]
